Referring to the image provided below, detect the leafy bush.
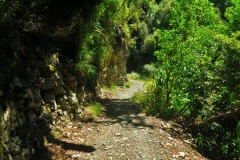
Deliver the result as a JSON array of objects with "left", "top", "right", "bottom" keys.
[
  {"left": 147, "top": 0, "right": 240, "bottom": 158},
  {"left": 127, "top": 72, "right": 141, "bottom": 80},
  {"left": 138, "top": 21, "right": 148, "bottom": 39},
  {"left": 127, "top": 72, "right": 148, "bottom": 81},
  {"left": 142, "top": 36, "right": 156, "bottom": 54},
  {"left": 142, "top": 64, "right": 155, "bottom": 77},
  {"left": 194, "top": 122, "right": 240, "bottom": 159}
]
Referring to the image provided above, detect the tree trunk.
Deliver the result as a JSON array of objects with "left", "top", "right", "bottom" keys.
[{"left": 193, "top": 108, "right": 240, "bottom": 128}]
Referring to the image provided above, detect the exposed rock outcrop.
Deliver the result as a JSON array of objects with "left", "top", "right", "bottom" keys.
[
  {"left": 98, "top": 26, "right": 130, "bottom": 87},
  {"left": 0, "top": 53, "right": 87, "bottom": 160},
  {"left": 0, "top": 26, "right": 131, "bottom": 159}
]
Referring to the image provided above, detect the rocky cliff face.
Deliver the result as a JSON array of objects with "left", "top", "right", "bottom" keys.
[
  {"left": 0, "top": 35, "right": 130, "bottom": 160},
  {"left": 0, "top": 1, "right": 131, "bottom": 157},
  {"left": 98, "top": 45, "right": 130, "bottom": 87},
  {"left": 0, "top": 52, "right": 89, "bottom": 159},
  {"left": 98, "top": 25, "right": 130, "bottom": 88}
]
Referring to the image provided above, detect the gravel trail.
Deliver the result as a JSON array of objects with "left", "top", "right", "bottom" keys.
[
  {"left": 75, "top": 80, "right": 208, "bottom": 160},
  {"left": 44, "top": 79, "right": 208, "bottom": 160}
]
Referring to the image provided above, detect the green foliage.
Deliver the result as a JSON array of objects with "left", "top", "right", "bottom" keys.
[
  {"left": 1, "top": 0, "right": 240, "bottom": 158},
  {"left": 138, "top": 21, "right": 148, "bottom": 39},
  {"left": 132, "top": 91, "right": 146, "bottom": 105},
  {"left": 127, "top": 72, "right": 141, "bottom": 80},
  {"left": 127, "top": 72, "right": 148, "bottom": 81},
  {"left": 149, "top": 0, "right": 226, "bottom": 117},
  {"left": 9, "top": 0, "right": 240, "bottom": 159},
  {"left": 102, "top": 83, "right": 117, "bottom": 94},
  {"left": 138, "top": 0, "right": 240, "bottom": 158},
  {"left": 194, "top": 123, "right": 223, "bottom": 154},
  {"left": 76, "top": 33, "right": 98, "bottom": 79},
  {"left": 110, "top": 83, "right": 117, "bottom": 91},
  {"left": 194, "top": 122, "right": 240, "bottom": 159},
  {"left": 225, "top": 0, "right": 240, "bottom": 32},
  {"left": 88, "top": 102, "right": 102, "bottom": 116},
  {"left": 142, "top": 64, "right": 156, "bottom": 79},
  {"left": 123, "top": 81, "right": 132, "bottom": 88},
  {"left": 154, "top": 0, "right": 175, "bottom": 28},
  {"left": 142, "top": 35, "right": 156, "bottom": 54},
  {"left": 237, "top": 122, "right": 240, "bottom": 144},
  {"left": 127, "top": 0, "right": 159, "bottom": 71},
  {"left": 75, "top": 0, "right": 134, "bottom": 88}
]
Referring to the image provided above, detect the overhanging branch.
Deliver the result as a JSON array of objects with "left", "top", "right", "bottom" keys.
[{"left": 193, "top": 108, "right": 240, "bottom": 128}]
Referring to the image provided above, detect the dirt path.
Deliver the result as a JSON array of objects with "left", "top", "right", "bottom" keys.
[{"left": 45, "top": 80, "right": 208, "bottom": 160}]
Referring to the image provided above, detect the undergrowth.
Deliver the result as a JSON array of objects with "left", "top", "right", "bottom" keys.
[
  {"left": 132, "top": 91, "right": 146, "bottom": 104},
  {"left": 110, "top": 83, "right": 117, "bottom": 91},
  {"left": 131, "top": 80, "right": 155, "bottom": 114},
  {"left": 124, "top": 81, "right": 132, "bottom": 88},
  {"left": 88, "top": 102, "right": 102, "bottom": 116},
  {"left": 102, "top": 83, "right": 118, "bottom": 95},
  {"left": 127, "top": 72, "right": 148, "bottom": 81}
]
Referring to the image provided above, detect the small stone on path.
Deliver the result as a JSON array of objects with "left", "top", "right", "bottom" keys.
[
  {"left": 103, "top": 145, "right": 113, "bottom": 150},
  {"left": 72, "top": 154, "right": 81, "bottom": 158},
  {"left": 122, "top": 137, "right": 129, "bottom": 141},
  {"left": 132, "top": 118, "right": 142, "bottom": 124},
  {"left": 168, "top": 137, "right": 173, "bottom": 140},
  {"left": 121, "top": 121, "right": 128, "bottom": 125},
  {"left": 179, "top": 152, "right": 185, "bottom": 158},
  {"left": 114, "top": 133, "right": 122, "bottom": 136},
  {"left": 64, "top": 132, "right": 70, "bottom": 138}
]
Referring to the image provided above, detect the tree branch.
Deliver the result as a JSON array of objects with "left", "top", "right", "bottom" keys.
[{"left": 193, "top": 108, "right": 240, "bottom": 128}]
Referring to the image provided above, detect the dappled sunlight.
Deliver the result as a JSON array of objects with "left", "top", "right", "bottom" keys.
[{"left": 97, "top": 98, "right": 153, "bottom": 128}]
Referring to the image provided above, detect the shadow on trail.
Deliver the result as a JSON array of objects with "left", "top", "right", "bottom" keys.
[
  {"left": 47, "top": 132, "right": 96, "bottom": 152},
  {"left": 17, "top": 118, "right": 96, "bottom": 160},
  {"left": 97, "top": 97, "right": 153, "bottom": 129}
]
